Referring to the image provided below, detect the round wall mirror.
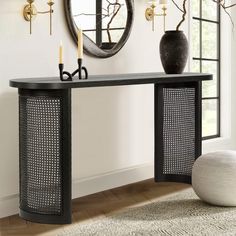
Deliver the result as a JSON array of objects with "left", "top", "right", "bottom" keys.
[{"left": 64, "top": 0, "right": 134, "bottom": 58}]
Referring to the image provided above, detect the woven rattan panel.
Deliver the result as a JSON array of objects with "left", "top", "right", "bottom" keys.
[
  {"left": 19, "top": 95, "right": 62, "bottom": 215},
  {"left": 163, "top": 87, "right": 196, "bottom": 176}
]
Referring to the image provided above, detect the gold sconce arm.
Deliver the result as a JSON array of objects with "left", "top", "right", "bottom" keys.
[
  {"left": 37, "top": 10, "right": 53, "bottom": 14},
  {"left": 47, "top": 1, "right": 54, "bottom": 35},
  {"left": 145, "top": 2, "right": 167, "bottom": 32},
  {"left": 23, "top": 0, "right": 37, "bottom": 34},
  {"left": 23, "top": 0, "right": 54, "bottom": 35}
]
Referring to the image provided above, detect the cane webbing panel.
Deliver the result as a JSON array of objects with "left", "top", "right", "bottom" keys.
[
  {"left": 19, "top": 95, "right": 62, "bottom": 215},
  {"left": 163, "top": 87, "right": 196, "bottom": 176}
]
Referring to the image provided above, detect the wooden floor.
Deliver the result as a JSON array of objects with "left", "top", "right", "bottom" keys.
[{"left": 0, "top": 179, "right": 190, "bottom": 236}]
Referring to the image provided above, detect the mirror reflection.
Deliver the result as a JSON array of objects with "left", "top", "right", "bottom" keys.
[{"left": 71, "top": 0, "right": 128, "bottom": 50}]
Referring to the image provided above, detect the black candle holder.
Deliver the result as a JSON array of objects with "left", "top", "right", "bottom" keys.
[{"left": 59, "top": 59, "right": 88, "bottom": 81}]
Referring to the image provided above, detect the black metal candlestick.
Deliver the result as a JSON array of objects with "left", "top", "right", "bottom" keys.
[
  {"left": 59, "top": 58, "right": 88, "bottom": 81},
  {"left": 78, "top": 58, "right": 88, "bottom": 80}
]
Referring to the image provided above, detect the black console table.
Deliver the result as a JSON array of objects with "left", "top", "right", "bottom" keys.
[{"left": 10, "top": 73, "right": 212, "bottom": 224}]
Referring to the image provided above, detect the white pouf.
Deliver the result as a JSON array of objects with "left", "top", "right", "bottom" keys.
[{"left": 192, "top": 151, "right": 236, "bottom": 206}]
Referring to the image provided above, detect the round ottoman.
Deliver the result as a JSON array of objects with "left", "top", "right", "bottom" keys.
[{"left": 192, "top": 150, "right": 236, "bottom": 206}]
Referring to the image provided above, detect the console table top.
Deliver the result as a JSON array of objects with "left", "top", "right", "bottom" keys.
[{"left": 10, "top": 72, "right": 212, "bottom": 90}]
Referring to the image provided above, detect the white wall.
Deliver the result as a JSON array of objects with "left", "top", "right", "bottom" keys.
[{"left": 0, "top": 0, "right": 235, "bottom": 218}]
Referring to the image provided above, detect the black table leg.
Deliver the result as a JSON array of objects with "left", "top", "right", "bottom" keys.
[
  {"left": 154, "top": 82, "right": 202, "bottom": 184},
  {"left": 18, "top": 89, "right": 72, "bottom": 224}
]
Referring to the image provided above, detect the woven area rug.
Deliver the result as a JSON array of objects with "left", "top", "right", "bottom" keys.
[{"left": 59, "top": 188, "right": 236, "bottom": 236}]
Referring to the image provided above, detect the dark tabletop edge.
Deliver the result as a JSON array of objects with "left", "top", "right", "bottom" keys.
[{"left": 9, "top": 73, "right": 213, "bottom": 90}]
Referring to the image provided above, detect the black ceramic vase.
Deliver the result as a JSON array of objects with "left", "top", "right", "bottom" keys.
[{"left": 160, "top": 31, "right": 189, "bottom": 74}]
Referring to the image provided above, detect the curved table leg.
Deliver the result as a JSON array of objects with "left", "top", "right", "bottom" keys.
[
  {"left": 154, "top": 82, "right": 202, "bottom": 184},
  {"left": 18, "top": 89, "right": 72, "bottom": 224}
]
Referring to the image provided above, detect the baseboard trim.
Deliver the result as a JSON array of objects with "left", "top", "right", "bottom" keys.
[
  {"left": 0, "top": 163, "right": 154, "bottom": 219},
  {"left": 72, "top": 163, "right": 154, "bottom": 198},
  {"left": 0, "top": 194, "right": 19, "bottom": 218}
]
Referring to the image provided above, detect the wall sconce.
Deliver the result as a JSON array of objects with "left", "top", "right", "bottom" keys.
[
  {"left": 23, "top": 0, "right": 54, "bottom": 35},
  {"left": 145, "top": 0, "right": 167, "bottom": 32}
]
